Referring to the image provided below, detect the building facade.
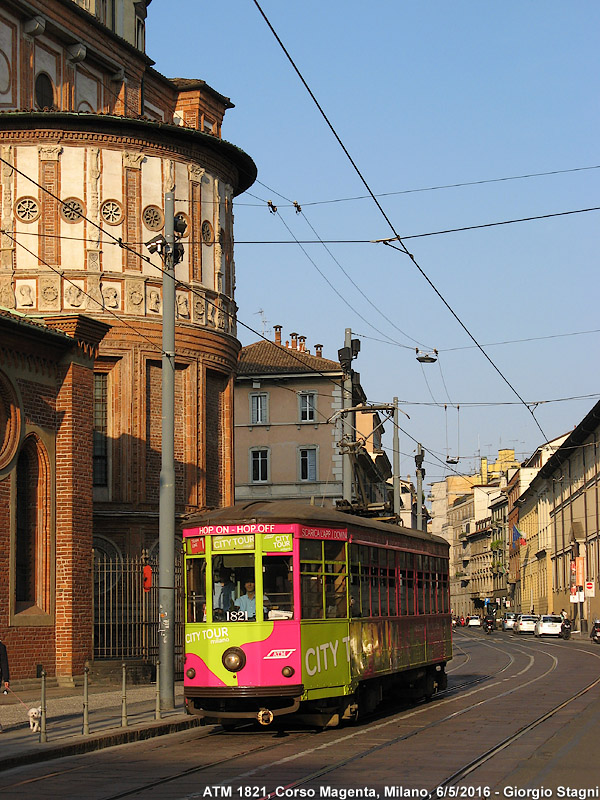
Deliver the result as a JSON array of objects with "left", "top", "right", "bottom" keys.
[
  {"left": 234, "top": 327, "right": 392, "bottom": 511},
  {"left": 0, "top": 0, "right": 255, "bottom": 679},
  {"left": 0, "top": 310, "right": 108, "bottom": 680}
]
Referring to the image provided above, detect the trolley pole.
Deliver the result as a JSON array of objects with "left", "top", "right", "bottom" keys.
[
  {"left": 159, "top": 191, "right": 176, "bottom": 710},
  {"left": 393, "top": 398, "right": 401, "bottom": 518},
  {"left": 415, "top": 443, "right": 424, "bottom": 531},
  {"left": 342, "top": 328, "right": 353, "bottom": 504}
]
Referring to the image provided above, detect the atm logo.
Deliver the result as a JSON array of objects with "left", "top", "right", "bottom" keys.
[{"left": 264, "top": 649, "right": 296, "bottom": 660}]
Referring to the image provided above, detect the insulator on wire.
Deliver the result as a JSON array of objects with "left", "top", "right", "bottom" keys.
[
  {"left": 267, "top": 201, "right": 277, "bottom": 214},
  {"left": 293, "top": 201, "right": 302, "bottom": 213}
]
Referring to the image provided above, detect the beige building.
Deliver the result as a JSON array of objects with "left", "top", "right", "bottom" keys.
[
  {"left": 432, "top": 449, "right": 521, "bottom": 617},
  {"left": 509, "top": 407, "right": 600, "bottom": 628},
  {"left": 234, "top": 327, "right": 392, "bottom": 510},
  {"left": 508, "top": 435, "right": 567, "bottom": 614}
]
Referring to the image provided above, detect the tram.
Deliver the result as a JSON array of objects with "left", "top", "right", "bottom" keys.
[{"left": 182, "top": 501, "right": 451, "bottom": 728}]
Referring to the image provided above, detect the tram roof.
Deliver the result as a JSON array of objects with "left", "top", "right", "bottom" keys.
[{"left": 183, "top": 500, "right": 449, "bottom": 551}]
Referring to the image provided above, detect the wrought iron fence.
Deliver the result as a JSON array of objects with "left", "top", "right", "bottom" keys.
[{"left": 93, "top": 554, "right": 184, "bottom": 678}]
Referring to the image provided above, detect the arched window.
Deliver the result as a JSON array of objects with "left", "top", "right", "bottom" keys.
[
  {"left": 34, "top": 72, "right": 55, "bottom": 110},
  {"left": 15, "top": 436, "right": 51, "bottom": 613}
]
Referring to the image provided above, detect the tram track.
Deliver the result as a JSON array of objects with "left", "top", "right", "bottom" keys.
[
  {"left": 2, "top": 637, "right": 596, "bottom": 800},
  {"left": 222, "top": 639, "right": 600, "bottom": 800}
]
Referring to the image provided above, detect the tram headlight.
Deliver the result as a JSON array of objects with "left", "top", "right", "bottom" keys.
[
  {"left": 222, "top": 647, "right": 246, "bottom": 672},
  {"left": 186, "top": 667, "right": 196, "bottom": 679},
  {"left": 281, "top": 666, "right": 295, "bottom": 678}
]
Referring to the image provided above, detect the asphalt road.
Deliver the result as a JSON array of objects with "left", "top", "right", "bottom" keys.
[{"left": 1, "top": 632, "right": 599, "bottom": 800}]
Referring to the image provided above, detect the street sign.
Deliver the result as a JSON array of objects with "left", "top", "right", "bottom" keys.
[{"left": 585, "top": 581, "right": 595, "bottom": 597}]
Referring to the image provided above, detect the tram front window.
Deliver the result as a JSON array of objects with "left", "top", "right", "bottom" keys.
[
  {"left": 263, "top": 555, "right": 293, "bottom": 619},
  {"left": 186, "top": 558, "right": 206, "bottom": 623},
  {"left": 211, "top": 555, "right": 259, "bottom": 621}
]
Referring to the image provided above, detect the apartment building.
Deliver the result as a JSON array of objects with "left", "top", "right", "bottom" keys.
[{"left": 234, "top": 327, "right": 392, "bottom": 510}]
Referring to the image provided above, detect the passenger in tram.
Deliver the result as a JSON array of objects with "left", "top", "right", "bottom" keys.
[
  {"left": 234, "top": 580, "right": 270, "bottom": 620},
  {"left": 213, "top": 570, "right": 236, "bottom": 620}
]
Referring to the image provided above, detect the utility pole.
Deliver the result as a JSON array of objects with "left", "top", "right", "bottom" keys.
[
  {"left": 415, "top": 443, "right": 424, "bottom": 531},
  {"left": 393, "top": 398, "right": 400, "bottom": 519},
  {"left": 158, "top": 191, "right": 175, "bottom": 710},
  {"left": 342, "top": 328, "right": 353, "bottom": 503}
]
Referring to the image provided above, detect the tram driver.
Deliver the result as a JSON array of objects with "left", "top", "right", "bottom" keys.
[{"left": 234, "top": 579, "right": 270, "bottom": 621}]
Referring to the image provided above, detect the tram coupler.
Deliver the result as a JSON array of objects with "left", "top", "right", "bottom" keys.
[{"left": 257, "top": 708, "right": 274, "bottom": 726}]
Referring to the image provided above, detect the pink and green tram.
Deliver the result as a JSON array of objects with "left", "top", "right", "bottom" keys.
[{"left": 182, "top": 501, "right": 451, "bottom": 728}]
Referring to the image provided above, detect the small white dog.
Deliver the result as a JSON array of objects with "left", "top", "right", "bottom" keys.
[{"left": 27, "top": 706, "right": 41, "bottom": 732}]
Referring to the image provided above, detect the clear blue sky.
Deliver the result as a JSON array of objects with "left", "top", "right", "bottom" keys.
[{"left": 147, "top": 1, "right": 599, "bottom": 490}]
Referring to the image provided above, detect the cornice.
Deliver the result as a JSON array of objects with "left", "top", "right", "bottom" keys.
[{"left": 0, "top": 113, "right": 256, "bottom": 194}]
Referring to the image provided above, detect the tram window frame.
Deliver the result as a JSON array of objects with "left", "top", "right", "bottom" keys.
[
  {"left": 186, "top": 556, "right": 206, "bottom": 623},
  {"left": 300, "top": 539, "right": 348, "bottom": 620},
  {"left": 262, "top": 554, "right": 294, "bottom": 620}
]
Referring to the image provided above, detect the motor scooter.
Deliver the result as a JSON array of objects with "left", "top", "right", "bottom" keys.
[
  {"left": 590, "top": 624, "right": 600, "bottom": 644},
  {"left": 561, "top": 619, "right": 571, "bottom": 640},
  {"left": 483, "top": 619, "right": 494, "bottom": 635}
]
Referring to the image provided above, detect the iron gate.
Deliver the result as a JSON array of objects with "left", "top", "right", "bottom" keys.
[{"left": 93, "top": 554, "right": 184, "bottom": 678}]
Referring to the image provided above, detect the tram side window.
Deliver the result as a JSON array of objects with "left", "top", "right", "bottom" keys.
[
  {"left": 349, "top": 546, "right": 361, "bottom": 617},
  {"left": 186, "top": 557, "right": 206, "bottom": 623},
  {"left": 360, "top": 549, "right": 370, "bottom": 618},
  {"left": 301, "top": 539, "right": 348, "bottom": 619},
  {"left": 324, "top": 540, "right": 347, "bottom": 619},
  {"left": 263, "top": 555, "right": 293, "bottom": 619},
  {"left": 424, "top": 563, "right": 432, "bottom": 614},
  {"left": 403, "top": 553, "right": 415, "bottom": 615},
  {"left": 389, "top": 550, "right": 398, "bottom": 615},
  {"left": 300, "top": 538, "right": 323, "bottom": 619}
]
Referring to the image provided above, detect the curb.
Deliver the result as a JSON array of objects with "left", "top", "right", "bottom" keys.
[{"left": 0, "top": 715, "right": 205, "bottom": 772}]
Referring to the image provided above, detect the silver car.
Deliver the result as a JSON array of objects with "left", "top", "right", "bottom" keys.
[{"left": 502, "top": 612, "right": 517, "bottom": 631}]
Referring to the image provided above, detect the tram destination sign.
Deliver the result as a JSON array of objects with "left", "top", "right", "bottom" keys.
[{"left": 300, "top": 527, "right": 347, "bottom": 541}]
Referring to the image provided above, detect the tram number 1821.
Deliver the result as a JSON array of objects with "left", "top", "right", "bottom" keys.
[{"left": 182, "top": 501, "right": 452, "bottom": 728}]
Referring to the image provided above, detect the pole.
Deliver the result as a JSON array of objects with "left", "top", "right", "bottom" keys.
[
  {"left": 121, "top": 662, "right": 128, "bottom": 727},
  {"left": 83, "top": 663, "right": 90, "bottom": 735},
  {"left": 342, "top": 327, "right": 353, "bottom": 504},
  {"left": 416, "top": 443, "right": 424, "bottom": 532},
  {"left": 393, "top": 398, "right": 400, "bottom": 519},
  {"left": 159, "top": 191, "right": 176, "bottom": 710}
]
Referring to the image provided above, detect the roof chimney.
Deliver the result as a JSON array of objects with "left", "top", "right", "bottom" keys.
[
  {"left": 273, "top": 324, "right": 282, "bottom": 345},
  {"left": 314, "top": 343, "right": 323, "bottom": 358},
  {"left": 290, "top": 332, "right": 298, "bottom": 350},
  {"left": 298, "top": 335, "right": 306, "bottom": 353}
]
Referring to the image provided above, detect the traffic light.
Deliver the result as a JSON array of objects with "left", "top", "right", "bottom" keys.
[{"left": 143, "top": 565, "right": 152, "bottom": 592}]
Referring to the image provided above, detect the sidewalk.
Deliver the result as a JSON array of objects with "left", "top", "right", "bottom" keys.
[{"left": 0, "top": 680, "right": 207, "bottom": 772}]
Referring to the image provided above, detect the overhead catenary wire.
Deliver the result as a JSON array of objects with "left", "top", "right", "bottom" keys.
[
  {"left": 250, "top": 184, "right": 430, "bottom": 350},
  {"left": 233, "top": 164, "right": 600, "bottom": 208},
  {"left": 252, "top": 0, "right": 592, "bottom": 445}
]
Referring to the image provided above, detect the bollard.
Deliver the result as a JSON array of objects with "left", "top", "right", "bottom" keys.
[
  {"left": 83, "top": 663, "right": 90, "bottom": 736},
  {"left": 40, "top": 670, "right": 47, "bottom": 743},
  {"left": 155, "top": 660, "right": 161, "bottom": 720},
  {"left": 121, "top": 663, "right": 128, "bottom": 727}
]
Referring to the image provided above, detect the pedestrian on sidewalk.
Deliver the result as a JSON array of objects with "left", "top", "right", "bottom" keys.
[{"left": 0, "top": 634, "right": 10, "bottom": 733}]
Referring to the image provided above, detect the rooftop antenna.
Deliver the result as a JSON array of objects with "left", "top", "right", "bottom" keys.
[{"left": 254, "top": 309, "right": 270, "bottom": 337}]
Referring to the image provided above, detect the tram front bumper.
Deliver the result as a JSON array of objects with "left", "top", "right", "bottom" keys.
[{"left": 185, "top": 684, "right": 304, "bottom": 722}]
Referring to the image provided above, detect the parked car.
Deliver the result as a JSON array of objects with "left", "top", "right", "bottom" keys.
[
  {"left": 513, "top": 614, "right": 538, "bottom": 634},
  {"left": 467, "top": 615, "right": 481, "bottom": 627},
  {"left": 501, "top": 612, "right": 517, "bottom": 631},
  {"left": 534, "top": 614, "right": 563, "bottom": 637}
]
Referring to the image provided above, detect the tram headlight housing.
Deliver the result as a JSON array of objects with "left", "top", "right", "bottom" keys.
[
  {"left": 222, "top": 647, "right": 246, "bottom": 672},
  {"left": 186, "top": 667, "right": 196, "bottom": 679},
  {"left": 281, "top": 666, "right": 295, "bottom": 678}
]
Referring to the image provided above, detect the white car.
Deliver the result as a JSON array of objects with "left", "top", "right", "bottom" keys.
[
  {"left": 513, "top": 614, "right": 538, "bottom": 634},
  {"left": 534, "top": 614, "right": 563, "bottom": 637},
  {"left": 467, "top": 615, "right": 481, "bottom": 627}
]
